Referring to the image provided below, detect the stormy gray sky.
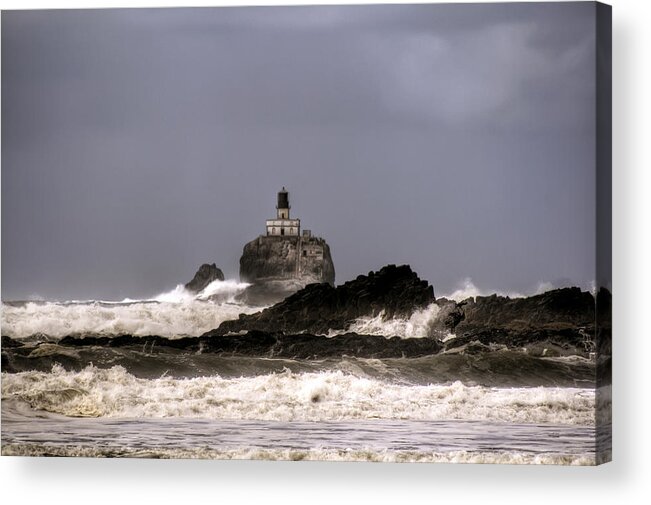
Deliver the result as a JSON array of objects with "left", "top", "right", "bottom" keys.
[{"left": 2, "top": 3, "right": 597, "bottom": 301}]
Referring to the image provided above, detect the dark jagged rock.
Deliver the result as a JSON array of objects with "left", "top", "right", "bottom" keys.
[
  {"left": 431, "top": 298, "right": 466, "bottom": 335},
  {"left": 436, "top": 287, "right": 606, "bottom": 359},
  {"left": 184, "top": 263, "right": 224, "bottom": 293},
  {"left": 240, "top": 236, "right": 335, "bottom": 285},
  {"left": 453, "top": 287, "right": 596, "bottom": 333},
  {"left": 238, "top": 235, "right": 335, "bottom": 305},
  {"left": 210, "top": 264, "right": 435, "bottom": 336},
  {"left": 2, "top": 335, "right": 24, "bottom": 348}
]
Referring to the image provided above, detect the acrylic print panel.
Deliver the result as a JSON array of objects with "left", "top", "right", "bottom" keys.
[{"left": 0, "top": 2, "right": 611, "bottom": 464}]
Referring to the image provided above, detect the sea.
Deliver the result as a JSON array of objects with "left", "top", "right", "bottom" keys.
[{"left": 1, "top": 279, "right": 610, "bottom": 464}]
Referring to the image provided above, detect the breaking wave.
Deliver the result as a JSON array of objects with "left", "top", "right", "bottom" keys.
[
  {"left": 2, "top": 277, "right": 599, "bottom": 341},
  {"left": 153, "top": 279, "right": 250, "bottom": 303},
  {"left": 441, "top": 277, "right": 523, "bottom": 301},
  {"left": 440, "top": 277, "right": 597, "bottom": 301},
  {"left": 1, "top": 279, "right": 257, "bottom": 340},
  {"left": 1, "top": 364, "right": 597, "bottom": 425},
  {"left": 334, "top": 303, "right": 449, "bottom": 339}
]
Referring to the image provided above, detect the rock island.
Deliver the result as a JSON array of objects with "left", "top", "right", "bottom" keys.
[{"left": 239, "top": 187, "right": 335, "bottom": 304}]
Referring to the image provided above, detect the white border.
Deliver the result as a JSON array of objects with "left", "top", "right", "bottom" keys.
[{"left": 1, "top": 1, "right": 649, "bottom": 503}]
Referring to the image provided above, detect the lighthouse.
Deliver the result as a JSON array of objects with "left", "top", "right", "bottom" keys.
[
  {"left": 276, "top": 187, "right": 290, "bottom": 219},
  {"left": 240, "top": 187, "right": 335, "bottom": 303},
  {"left": 266, "top": 187, "right": 300, "bottom": 237}
]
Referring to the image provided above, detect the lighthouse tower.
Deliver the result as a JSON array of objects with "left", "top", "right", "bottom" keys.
[
  {"left": 266, "top": 187, "right": 300, "bottom": 236},
  {"left": 276, "top": 187, "right": 290, "bottom": 219}
]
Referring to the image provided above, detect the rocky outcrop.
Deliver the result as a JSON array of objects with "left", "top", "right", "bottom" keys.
[
  {"left": 432, "top": 298, "right": 466, "bottom": 335},
  {"left": 238, "top": 235, "right": 335, "bottom": 305},
  {"left": 211, "top": 264, "right": 435, "bottom": 336},
  {"left": 453, "top": 287, "right": 596, "bottom": 333},
  {"left": 184, "top": 263, "right": 224, "bottom": 293},
  {"left": 240, "top": 236, "right": 335, "bottom": 285},
  {"left": 435, "top": 287, "right": 608, "bottom": 361}
]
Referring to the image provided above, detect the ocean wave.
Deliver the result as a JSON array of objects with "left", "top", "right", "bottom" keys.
[
  {"left": 153, "top": 279, "right": 250, "bottom": 303},
  {"left": 439, "top": 277, "right": 597, "bottom": 302},
  {"left": 334, "top": 303, "right": 449, "bottom": 339},
  {"left": 0, "top": 443, "right": 597, "bottom": 465},
  {"left": 3, "top": 296, "right": 446, "bottom": 341},
  {"left": 1, "top": 364, "right": 597, "bottom": 425},
  {"left": 1, "top": 279, "right": 258, "bottom": 340},
  {"left": 438, "top": 277, "right": 520, "bottom": 301}
]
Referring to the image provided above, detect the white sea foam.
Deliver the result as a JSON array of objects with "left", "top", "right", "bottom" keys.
[
  {"left": 1, "top": 279, "right": 258, "bottom": 340},
  {"left": 440, "top": 278, "right": 598, "bottom": 301},
  {"left": 441, "top": 277, "right": 525, "bottom": 301},
  {"left": 340, "top": 277, "right": 599, "bottom": 339},
  {"left": 154, "top": 279, "right": 251, "bottom": 303},
  {"left": 443, "top": 278, "right": 485, "bottom": 301},
  {"left": 334, "top": 303, "right": 446, "bottom": 339},
  {"left": 0, "top": 444, "right": 596, "bottom": 465},
  {"left": 1, "top": 365, "right": 597, "bottom": 425},
  {"left": 151, "top": 285, "right": 197, "bottom": 304}
]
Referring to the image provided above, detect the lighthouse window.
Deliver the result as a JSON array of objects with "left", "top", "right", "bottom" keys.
[
  {"left": 303, "top": 250, "right": 307, "bottom": 257},
  {"left": 281, "top": 228, "right": 285, "bottom": 236}
]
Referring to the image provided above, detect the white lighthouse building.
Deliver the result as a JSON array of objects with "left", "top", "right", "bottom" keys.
[{"left": 265, "top": 187, "right": 300, "bottom": 237}]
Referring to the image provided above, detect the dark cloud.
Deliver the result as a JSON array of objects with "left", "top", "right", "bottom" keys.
[{"left": 2, "top": 3, "right": 597, "bottom": 300}]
